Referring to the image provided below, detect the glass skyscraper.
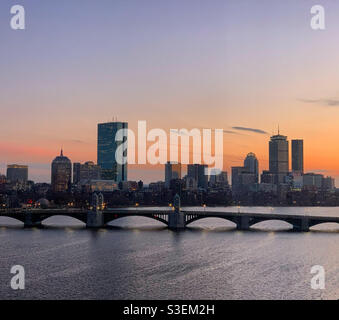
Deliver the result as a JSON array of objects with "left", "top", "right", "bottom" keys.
[{"left": 97, "top": 122, "right": 128, "bottom": 182}]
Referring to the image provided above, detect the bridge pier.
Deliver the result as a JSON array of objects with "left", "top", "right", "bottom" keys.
[
  {"left": 293, "top": 217, "right": 310, "bottom": 232},
  {"left": 86, "top": 193, "right": 105, "bottom": 228},
  {"left": 236, "top": 215, "right": 250, "bottom": 231},
  {"left": 24, "top": 212, "right": 42, "bottom": 228},
  {"left": 168, "top": 194, "right": 185, "bottom": 230},
  {"left": 86, "top": 210, "right": 104, "bottom": 228}
]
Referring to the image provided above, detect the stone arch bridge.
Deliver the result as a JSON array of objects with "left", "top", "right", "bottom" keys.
[{"left": 0, "top": 208, "right": 338, "bottom": 232}]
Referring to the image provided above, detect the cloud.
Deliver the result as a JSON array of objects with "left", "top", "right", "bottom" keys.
[
  {"left": 232, "top": 126, "right": 268, "bottom": 135},
  {"left": 299, "top": 98, "right": 339, "bottom": 107},
  {"left": 170, "top": 129, "right": 241, "bottom": 135},
  {"left": 69, "top": 139, "right": 88, "bottom": 144},
  {"left": 223, "top": 130, "right": 241, "bottom": 135}
]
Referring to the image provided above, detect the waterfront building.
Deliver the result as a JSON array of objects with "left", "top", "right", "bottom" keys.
[
  {"left": 73, "top": 161, "right": 101, "bottom": 184},
  {"left": 322, "top": 176, "right": 335, "bottom": 191},
  {"left": 303, "top": 173, "right": 323, "bottom": 190},
  {"left": 6, "top": 164, "right": 28, "bottom": 183}
]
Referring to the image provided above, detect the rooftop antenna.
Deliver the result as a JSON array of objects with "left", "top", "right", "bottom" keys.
[{"left": 278, "top": 124, "right": 280, "bottom": 135}]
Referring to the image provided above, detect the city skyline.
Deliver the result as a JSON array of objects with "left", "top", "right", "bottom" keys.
[
  {"left": 0, "top": 122, "right": 335, "bottom": 190},
  {"left": 2, "top": 0, "right": 339, "bottom": 183},
  {"left": 2, "top": 1, "right": 339, "bottom": 304}
]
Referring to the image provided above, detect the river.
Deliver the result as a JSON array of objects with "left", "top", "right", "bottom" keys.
[{"left": 0, "top": 207, "right": 338, "bottom": 300}]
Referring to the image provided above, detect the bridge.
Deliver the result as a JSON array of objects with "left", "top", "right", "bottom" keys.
[{"left": 0, "top": 195, "right": 338, "bottom": 232}]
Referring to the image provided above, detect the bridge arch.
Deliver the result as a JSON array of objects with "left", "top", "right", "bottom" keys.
[
  {"left": 185, "top": 216, "right": 237, "bottom": 227},
  {"left": 0, "top": 215, "right": 25, "bottom": 225},
  {"left": 40, "top": 215, "right": 87, "bottom": 225},
  {"left": 105, "top": 215, "right": 168, "bottom": 226},
  {"left": 309, "top": 221, "right": 339, "bottom": 230},
  {"left": 249, "top": 218, "right": 294, "bottom": 230}
]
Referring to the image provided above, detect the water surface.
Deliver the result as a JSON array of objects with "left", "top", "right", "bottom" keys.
[{"left": 0, "top": 207, "right": 338, "bottom": 300}]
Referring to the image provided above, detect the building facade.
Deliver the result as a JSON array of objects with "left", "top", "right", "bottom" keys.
[
  {"left": 292, "top": 139, "right": 304, "bottom": 174},
  {"left": 269, "top": 134, "right": 289, "bottom": 184},
  {"left": 73, "top": 161, "right": 102, "bottom": 184},
  {"left": 231, "top": 153, "right": 259, "bottom": 195},
  {"left": 187, "top": 164, "right": 208, "bottom": 189},
  {"left": 51, "top": 150, "right": 72, "bottom": 193},
  {"left": 6, "top": 164, "right": 28, "bottom": 183},
  {"left": 244, "top": 152, "right": 259, "bottom": 183},
  {"left": 165, "top": 162, "right": 182, "bottom": 188},
  {"left": 97, "top": 121, "right": 128, "bottom": 182},
  {"left": 209, "top": 170, "right": 228, "bottom": 188}
]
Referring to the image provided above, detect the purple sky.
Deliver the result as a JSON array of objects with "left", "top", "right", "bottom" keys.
[{"left": 1, "top": 0, "right": 339, "bottom": 183}]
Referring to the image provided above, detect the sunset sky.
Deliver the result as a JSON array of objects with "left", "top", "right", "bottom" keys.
[{"left": 1, "top": 0, "right": 339, "bottom": 183}]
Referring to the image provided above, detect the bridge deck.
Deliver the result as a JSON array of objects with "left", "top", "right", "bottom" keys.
[
  {"left": 0, "top": 208, "right": 339, "bottom": 220},
  {"left": 0, "top": 209, "right": 338, "bottom": 230}
]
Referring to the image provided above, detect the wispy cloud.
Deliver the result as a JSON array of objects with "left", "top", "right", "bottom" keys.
[
  {"left": 223, "top": 130, "right": 241, "bottom": 135},
  {"left": 232, "top": 126, "right": 268, "bottom": 135},
  {"left": 69, "top": 139, "right": 88, "bottom": 144},
  {"left": 299, "top": 98, "right": 339, "bottom": 107},
  {"left": 170, "top": 128, "right": 241, "bottom": 135}
]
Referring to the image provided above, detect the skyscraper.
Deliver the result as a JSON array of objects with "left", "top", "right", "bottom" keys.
[
  {"left": 292, "top": 139, "right": 304, "bottom": 174},
  {"left": 165, "top": 162, "right": 182, "bottom": 188},
  {"left": 97, "top": 122, "right": 128, "bottom": 182},
  {"left": 244, "top": 152, "right": 259, "bottom": 183},
  {"left": 187, "top": 164, "right": 208, "bottom": 189},
  {"left": 6, "top": 164, "right": 28, "bottom": 183},
  {"left": 269, "top": 133, "right": 289, "bottom": 184},
  {"left": 51, "top": 150, "right": 72, "bottom": 193}
]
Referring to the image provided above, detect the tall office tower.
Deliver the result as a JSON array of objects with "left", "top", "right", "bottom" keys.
[
  {"left": 292, "top": 139, "right": 304, "bottom": 174},
  {"left": 244, "top": 152, "right": 259, "bottom": 183},
  {"left": 97, "top": 122, "right": 128, "bottom": 182},
  {"left": 187, "top": 164, "right": 208, "bottom": 189},
  {"left": 73, "top": 161, "right": 102, "bottom": 184},
  {"left": 51, "top": 150, "right": 72, "bottom": 193},
  {"left": 165, "top": 162, "right": 182, "bottom": 188},
  {"left": 6, "top": 164, "right": 28, "bottom": 183},
  {"left": 269, "top": 133, "right": 289, "bottom": 184}
]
